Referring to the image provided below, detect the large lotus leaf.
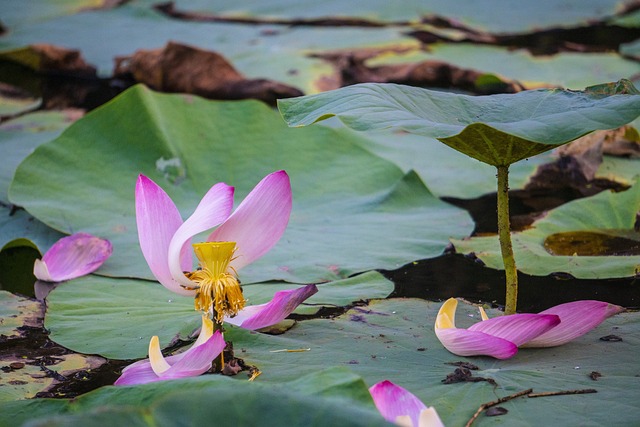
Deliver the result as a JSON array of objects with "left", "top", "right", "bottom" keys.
[
  {"left": 365, "top": 43, "right": 640, "bottom": 90},
  {"left": 279, "top": 80, "right": 640, "bottom": 167},
  {"left": 0, "top": 368, "right": 386, "bottom": 427},
  {"left": 221, "top": 298, "right": 639, "bottom": 427},
  {"left": 168, "top": 0, "right": 629, "bottom": 33},
  {"left": 0, "top": 4, "right": 417, "bottom": 93},
  {"left": 0, "top": 110, "right": 78, "bottom": 261},
  {"left": 44, "top": 276, "right": 198, "bottom": 359},
  {"left": 44, "top": 272, "right": 392, "bottom": 359},
  {"left": 346, "top": 125, "right": 555, "bottom": 199},
  {"left": 1, "top": 110, "right": 81, "bottom": 203},
  {"left": 9, "top": 85, "right": 472, "bottom": 284},
  {"left": 452, "top": 181, "right": 640, "bottom": 278}
]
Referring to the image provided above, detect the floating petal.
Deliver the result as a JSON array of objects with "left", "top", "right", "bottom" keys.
[
  {"left": 33, "top": 233, "right": 112, "bottom": 282},
  {"left": 468, "top": 313, "right": 560, "bottom": 346},
  {"left": 523, "top": 300, "right": 624, "bottom": 347},
  {"left": 225, "top": 284, "right": 317, "bottom": 330},
  {"left": 435, "top": 298, "right": 518, "bottom": 359},
  {"left": 209, "top": 170, "right": 292, "bottom": 271}
]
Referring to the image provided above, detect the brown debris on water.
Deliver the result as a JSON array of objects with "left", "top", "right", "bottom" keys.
[
  {"left": 314, "top": 50, "right": 524, "bottom": 94},
  {"left": 114, "top": 41, "right": 303, "bottom": 105},
  {"left": 0, "top": 44, "right": 97, "bottom": 77},
  {"left": 441, "top": 367, "right": 497, "bottom": 386}
]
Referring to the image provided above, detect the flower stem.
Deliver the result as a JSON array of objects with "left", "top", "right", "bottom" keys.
[
  {"left": 212, "top": 310, "right": 225, "bottom": 371},
  {"left": 496, "top": 165, "right": 518, "bottom": 315}
]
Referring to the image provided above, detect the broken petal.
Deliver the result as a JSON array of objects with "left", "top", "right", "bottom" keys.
[
  {"left": 523, "top": 300, "right": 624, "bottom": 347},
  {"left": 369, "top": 380, "right": 444, "bottom": 427},
  {"left": 33, "top": 233, "right": 112, "bottom": 282},
  {"left": 224, "top": 284, "right": 317, "bottom": 330},
  {"left": 114, "top": 330, "right": 225, "bottom": 386}
]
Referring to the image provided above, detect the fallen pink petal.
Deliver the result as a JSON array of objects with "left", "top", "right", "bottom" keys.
[
  {"left": 523, "top": 300, "right": 625, "bottom": 347},
  {"left": 114, "top": 316, "right": 225, "bottom": 386},
  {"left": 435, "top": 298, "right": 623, "bottom": 359},
  {"left": 33, "top": 233, "right": 113, "bottom": 282},
  {"left": 370, "top": 380, "right": 445, "bottom": 427}
]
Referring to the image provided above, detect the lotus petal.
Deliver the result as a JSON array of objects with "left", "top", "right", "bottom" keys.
[
  {"left": 523, "top": 300, "right": 624, "bottom": 347},
  {"left": 33, "top": 233, "right": 112, "bottom": 282},
  {"left": 469, "top": 313, "right": 560, "bottom": 346},
  {"left": 435, "top": 327, "right": 518, "bottom": 359},
  {"left": 114, "top": 329, "right": 225, "bottom": 386},
  {"left": 370, "top": 380, "right": 444, "bottom": 427},
  {"left": 135, "top": 175, "right": 187, "bottom": 293},
  {"left": 167, "top": 182, "right": 234, "bottom": 290},
  {"left": 225, "top": 284, "right": 317, "bottom": 330},
  {"left": 209, "top": 170, "right": 292, "bottom": 271}
]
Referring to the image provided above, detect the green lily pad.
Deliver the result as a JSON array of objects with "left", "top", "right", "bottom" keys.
[
  {"left": 44, "top": 276, "right": 199, "bottom": 359},
  {"left": 1, "top": 110, "right": 81, "bottom": 203},
  {"left": 9, "top": 85, "right": 472, "bottom": 284},
  {"left": 278, "top": 80, "right": 640, "bottom": 167},
  {"left": 0, "top": 367, "right": 386, "bottom": 427},
  {"left": 0, "top": 110, "right": 77, "bottom": 281},
  {"left": 44, "top": 272, "right": 393, "bottom": 359},
  {"left": 222, "top": 298, "right": 638, "bottom": 426},
  {"left": 452, "top": 181, "right": 640, "bottom": 278}
]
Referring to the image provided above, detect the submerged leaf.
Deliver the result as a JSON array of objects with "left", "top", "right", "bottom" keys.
[{"left": 544, "top": 230, "right": 640, "bottom": 256}]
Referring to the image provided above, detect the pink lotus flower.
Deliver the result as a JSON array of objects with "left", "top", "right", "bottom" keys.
[
  {"left": 114, "top": 315, "right": 225, "bottom": 386},
  {"left": 435, "top": 298, "right": 624, "bottom": 359},
  {"left": 370, "top": 380, "right": 445, "bottom": 427},
  {"left": 135, "top": 170, "right": 317, "bottom": 328},
  {"left": 33, "top": 233, "right": 112, "bottom": 282}
]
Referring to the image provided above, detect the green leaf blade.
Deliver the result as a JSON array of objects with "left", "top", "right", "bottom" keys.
[{"left": 279, "top": 80, "right": 640, "bottom": 166}]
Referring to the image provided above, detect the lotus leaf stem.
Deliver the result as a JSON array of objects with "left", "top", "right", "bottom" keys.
[{"left": 496, "top": 165, "right": 518, "bottom": 315}]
